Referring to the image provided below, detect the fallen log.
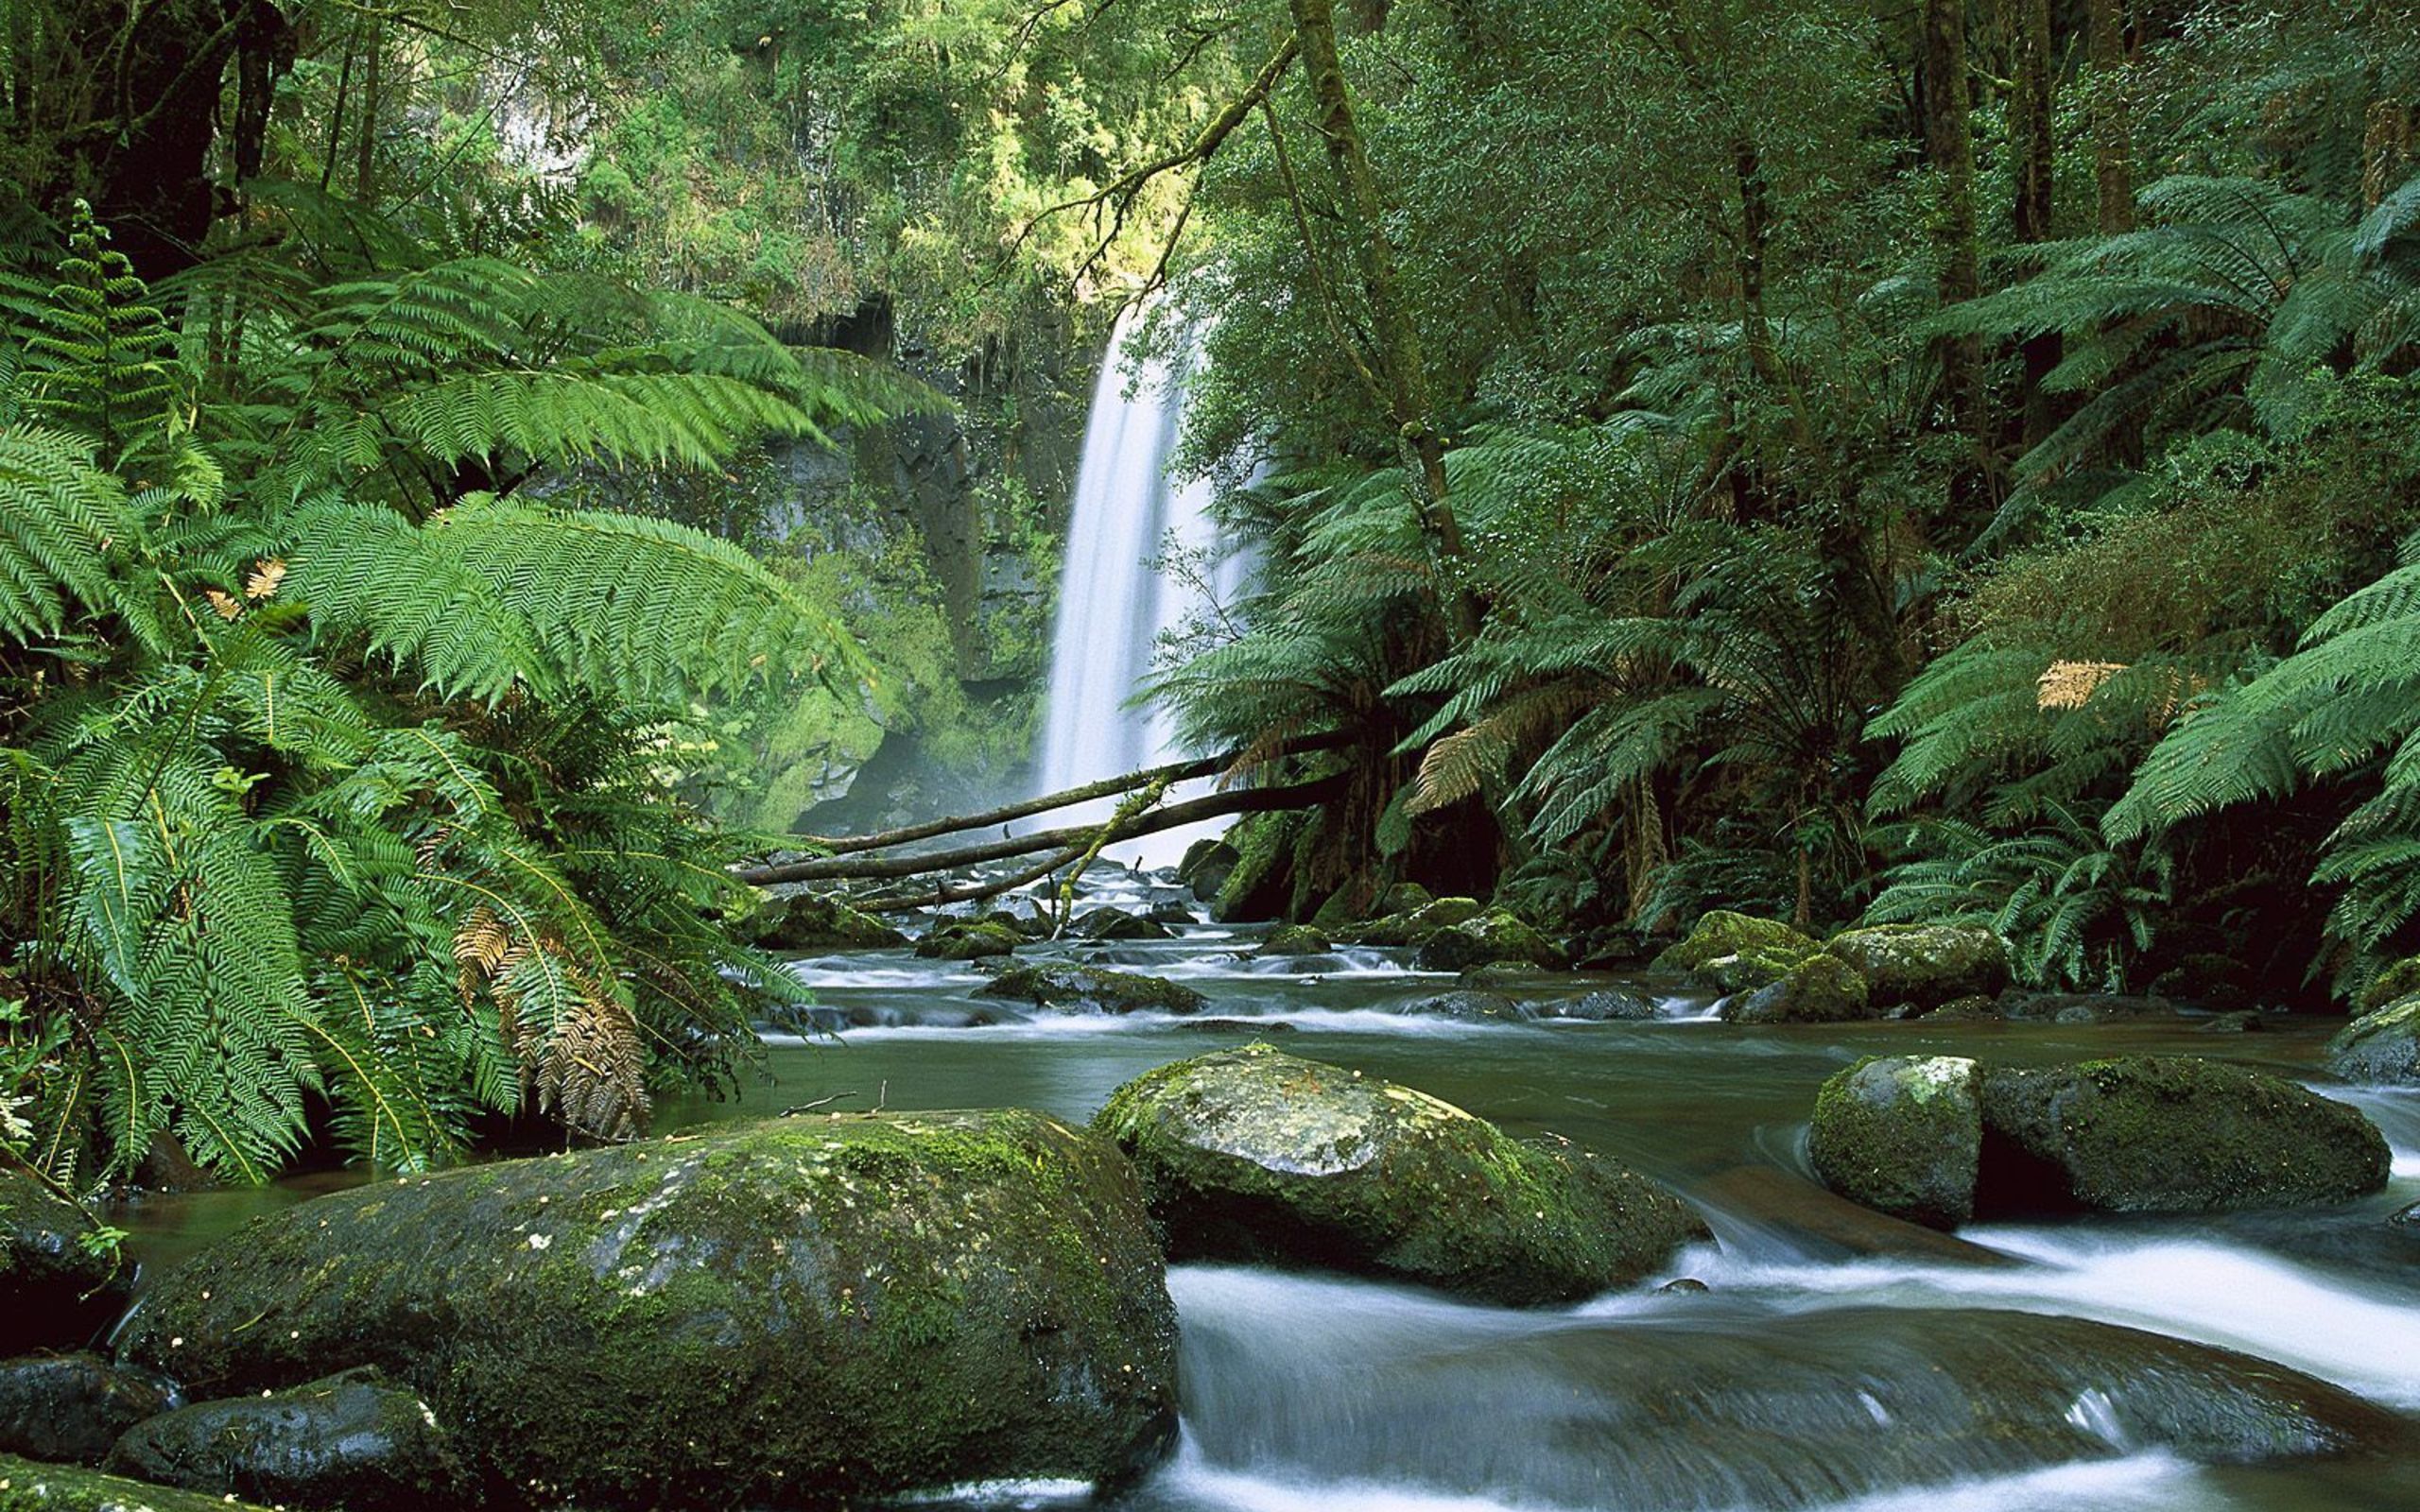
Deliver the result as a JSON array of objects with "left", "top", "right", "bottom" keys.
[
  {"left": 853, "top": 846, "right": 1090, "bottom": 916},
  {"left": 735, "top": 773, "right": 1348, "bottom": 886}
]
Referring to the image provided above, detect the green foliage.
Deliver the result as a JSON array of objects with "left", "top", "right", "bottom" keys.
[{"left": 0, "top": 206, "right": 902, "bottom": 1181}]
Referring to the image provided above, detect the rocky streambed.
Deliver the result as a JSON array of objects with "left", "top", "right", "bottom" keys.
[{"left": 8, "top": 872, "right": 2420, "bottom": 1512}]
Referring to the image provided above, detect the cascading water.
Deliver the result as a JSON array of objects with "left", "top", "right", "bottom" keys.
[{"left": 1031, "top": 305, "right": 1245, "bottom": 866}]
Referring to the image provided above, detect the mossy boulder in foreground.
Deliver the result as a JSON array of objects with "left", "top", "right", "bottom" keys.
[
  {"left": 2327, "top": 995, "right": 2420, "bottom": 1084},
  {"left": 0, "top": 1175, "right": 130, "bottom": 1356},
  {"left": 118, "top": 1110, "right": 1179, "bottom": 1510},
  {"left": 0, "top": 1455, "right": 272, "bottom": 1512},
  {"left": 1824, "top": 924, "right": 2009, "bottom": 1013},
  {"left": 977, "top": 963, "right": 1208, "bottom": 1015},
  {"left": 104, "top": 1368, "right": 461, "bottom": 1512},
  {"left": 1975, "top": 1057, "right": 2390, "bottom": 1214},
  {"left": 1807, "top": 1057, "right": 1983, "bottom": 1229},
  {"left": 1094, "top": 1045, "right": 1708, "bottom": 1305}
]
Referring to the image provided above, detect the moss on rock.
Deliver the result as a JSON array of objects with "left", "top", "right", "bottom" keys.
[
  {"left": 1653, "top": 911, "right": 1819, "bottom": 976},
  {"left": 1723, "top": 954, "right": 1875, "bottom": 1024},
  {"left": 1333, "top": 897, "right": 1484, "bottom": 948},
  {"left": 2359, "top": 958, "right": 2420, "bottom": 1016},
  {"left": 2329, "top": 995, "right": 2420, "bottom": 1084},
  {"left": 1808, "top": 1057, "right": 1983, "bottom": 1229},
  {"left": 1976, "top": 1057, "right": 2390, "bottom": 1214},
  {"left": 116, "top": 1110, "right": 1178, "bottom": 1510},
  {"left": 977, "top": 964, "right": 1208, "bottom": 1015},
  {"left": 1093, "top": 1045, "right": 1707, "bottom": 1305},
  {"left": 1070, "top": 908, "right": 1173, "bottom": 941},
  {"left": 0, "top": 1455, "right": 273, "bottom": 1512},
  {"left": 751, "top": 894, "right": 907, "bottom": 953},
  {"left": 1824, "top": 924, "right": 2010, "bottom": 1013},
  {"left": 0, "top": 1355, "right": 172, "bottom": 1467},
  {"left": 104, "top": 1368, "right": 463, "bottom": 1511},
  {"left": 914, "top": 919, "right": 1022, "bottom": 960},
  {"left": 0, "top": 1176, "right": 129, "bottom": 1357},
  {"left": 1411, "top": 909, "right": 1566, "bottom": 973},
  {"left": 1257, "top": 926, "right": 1333, "bottom": 958}
]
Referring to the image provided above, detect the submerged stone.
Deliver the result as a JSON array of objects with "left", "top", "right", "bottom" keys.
[
  {"left": 2327, "top": 995, "right": 2420, "bottom": 1085},
  {"left": 104, "top": 1368, "right": 461, "bottom": 1512},
  {"left": 1976, "top": 1057, "right": 2390, "bottom": 1214},
  {"left": 0, "top": 1354, "right": 174, "bottom": 1465},
  {"left": 977, "top": 963, "right": 1208, "bottom": 1015},
  {"left": 0, "top": 1454, "right": 274, "bottom": 1512},
  {"left": 1807, "top": 1057, "right": 1982, "bottom": 1229},
  {"left": 118, "top": 1109, "right": 1179, "bottom": 1510},
  {"left": 0, "top": 1175, "right": 130, "bottom": 1356},
  {"left": 1094, "top": 1045, "right": 1707, "bottom": 1305},
  {"left": 1723, "top": 954, "right": 1874, "bottom": 1024},
  {"left": 1824, "top": 924, "right": 2009, "bottom": 1013}
]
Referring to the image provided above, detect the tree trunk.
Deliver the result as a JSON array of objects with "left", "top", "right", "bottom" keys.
[
  {"left": 1919, "top": 0, "right": 1987, "bottom": 499},
  {"left": 2011, "top": 0, "right": 2059, "bottom": 448},
  {"left": 2087, "top": 0, "right": 2135, "bottom": 232},
  {"left": 1288, "top": 0, "right": 1479, "bottom": 636}
]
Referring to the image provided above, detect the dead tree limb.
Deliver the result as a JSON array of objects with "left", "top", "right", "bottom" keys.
[
  {"left": 854, "top": 845, "right": 1088, "bottom": 916},
  {"left": 737, "top": 774, "right": 1347, "bottom": 886}
]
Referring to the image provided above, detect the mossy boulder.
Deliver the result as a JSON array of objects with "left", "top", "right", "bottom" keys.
[
  {"left": 0, "top": 1455, "right": 274, "bottom": 1512},
  {"left": 977, "top": 963, "right": 1209, "bottom": 1015},
  {"left": 1093, "top": 1045, "right": 1707, "bottom": 1305},
  {"left": 751, "top": 894, "right": 906, "bottom": 953},
  {"left": 1653, "top": 911, "right": 1819, "bottom": 977},
  {"left": 914, "top": 918, "right": 1022, "bottom": 960},
  {"left": 1722, "top": 954, "right": 1875, "bottom": 1024},
  {"left": 1210, "top": 814, "right": 1300, "bottom": 923},
  {"left": 1175, "top": 837, "right": 1239, "bottom": 903},
  {"left": 104, "top": 1368, "right": 462, "bottom": 1511},
  {"left": 1975, "top": 1057, "right": 2390, "bottom": 1214},
  {"left": 0, "top": 1175, "right": 130, "bottom": 1356},
  {"left": 1411, "top": 909, "right": 1566, "bottom": 973},
  {"left": 1256, "top": 925, "right": 1332, "bottom": 958},
  {"left": 2328, "top": 995, "right": 2420, "bottom": 1085},
  {"left": 117, "top": 1110, "right": 1179, "bottom": 1510},
  {"left": 1333, "top": 897, "right": 1484, "bottom": 947},
  {"left": 1824, "top": 924, "right": 2010, "bottom": 1013},
  {"left": 1070, "top": 907, "right": 1172, "bottom": 941},
  {"left": 1549, "top": 989, "right": 1659, "bottom": 1022},
  {"left": 2359, "top": 957, "right": 2420, "bottom": 1016},
  {"left": 1808, "top": 1057, "right": 1983, "bottom": 1230},
  {"left": 1378, "top": 882, "right": 1435, "bottom": 916},
  {"left": 1393, "top": 990, "right": 1531, "bottom": 1023},
  {"left": 0, "top": 1355, "right": 172, "bottom": 1465}
]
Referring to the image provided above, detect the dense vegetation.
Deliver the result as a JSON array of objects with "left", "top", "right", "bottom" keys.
[{"left": 3, "top": 0, "right": 2417, "bottom": 1182}]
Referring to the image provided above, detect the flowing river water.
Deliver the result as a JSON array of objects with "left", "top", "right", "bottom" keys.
[{"left": 112, "top": 877, "right": 2420, "bottom": 1512}]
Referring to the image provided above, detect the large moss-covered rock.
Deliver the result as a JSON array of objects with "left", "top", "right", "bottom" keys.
[
  {"left": 2359, "top": 956, "right": 2420, "bottom": 1015},
  {"left": 0, "top": 1455, "right": 273, "bottom": 1512},
  {"left": 977, "top": 963, "right": 1208, "bottom": 1015},
  {"left": 1411, "top": 909, "right": 1566, "bottom": 973},
  {"left": 118, "top": 1110, "right": 1179, "bottom": 1510},
  {"left": 2328, "top": 995, "right": 2420, "bottom": 1085},
  {"left": 1722, "top": 954, "right": 1875, "bottom": 1024},
  {"left": 1808, "top": 1057, "right": 1982, "bottom": 1229},
  {"left": 1094, "top": 1046, "right": 1707, "bottom": 1305},
  {"left": 751, "top": 894, "right": 906, "bottom": 953},
  {"left": 0, "top": 1176, "right": 129, "bottom": 1356},
  {"left": 104, "top": 1369, "right": 461, "bottom": 1511},
  {"left": 1976, "top": 1057, "right": 2390, "bottom": 1214},
  {"left": 1211, "top": 813, "right": 1301, "bottom": 923},
  {"left": 1256, "top": 925, "right": 1332, "bottom": 958},
  {"left": 1070, "top": 907, "right": 1173, "bottom": 941},
  {"left": 1333, "top": 897, "right": 1484, "bottom": 947},
  {"left": 0, "top": 1355, "right": 172, "bottom": 1466},
  {"left": 1653, "top": 911, "right": 1819, "bottom": 976},
  {"left": 914, "top": 918, "right": 1022, "bottom": 960},
  {"left": 1824, "top": 924, "right": 2009, "bottom": 1012}
]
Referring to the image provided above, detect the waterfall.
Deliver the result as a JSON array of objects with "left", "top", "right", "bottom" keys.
[{"left": 1031, "top": 306, "right": 1241, "bottom": 868}]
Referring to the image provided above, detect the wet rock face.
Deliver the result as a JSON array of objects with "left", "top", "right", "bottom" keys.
[
  {"left": 751, "top": 894, "right": 906, "bottom": 953},
  {"left": 1975, "top": 1057, "right": 2391, "bottom": 1214},
  {"left": 1256, "top": 925, "right": 1333, "bottom": 958},
  {"left": 1807, "top": 1057, "right": 1983, "bottom": 1230},
  {"left": 1393, "top": 990, "right": 1532, "bottom": 1023},
  {"left": 1824, "top": 924, "right": 2010, "bottom": 1013},
  {"left": 0, "top": 1454, "right": 275, "bottom": 1512},
  {"left": 0, "top": 1354, "right": 174, "bottom": 1465},
  {"left": 915, "top": 917, "right": 1022, "bottom": 959},
  {"left": 1071, "top": 907, "right": 1174, "bottom": 941},
  {"left": 1410, "top": 910, "right": 1566, "bottom": 973},
  {"left": 1094, "top": 1045, "right": 1708, "bottom": 1306},
  {"left": 118, "top": 1110, "right": 1180, "bottom": 1510},
  {"left": 1551, "top": 989, "right": 1659, "bottom": 1022},
  {"left": 1724, "top": 954, "right": 1875, "bottom": 1024},
  {"left": 0, "top": 1175, "right": 130, "bottom": 1356},
  {"left": 977, "top": 963, "right": 1208, "bottom": 1015},
  {"left": 103, "top": 1368, "right": 462, "bottom": 1511},
  {"left": 2328, "top": 995, "right": 2420, "bottom": 1084}
]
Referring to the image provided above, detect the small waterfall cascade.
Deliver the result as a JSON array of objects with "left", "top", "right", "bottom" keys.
[{"left": 1031, "top": 305, "right": 1244, "bottom": 866}]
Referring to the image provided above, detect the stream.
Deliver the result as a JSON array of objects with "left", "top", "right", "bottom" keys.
[{"left": 112, "top": 875, "right": 2420, "bottom": 1512}]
